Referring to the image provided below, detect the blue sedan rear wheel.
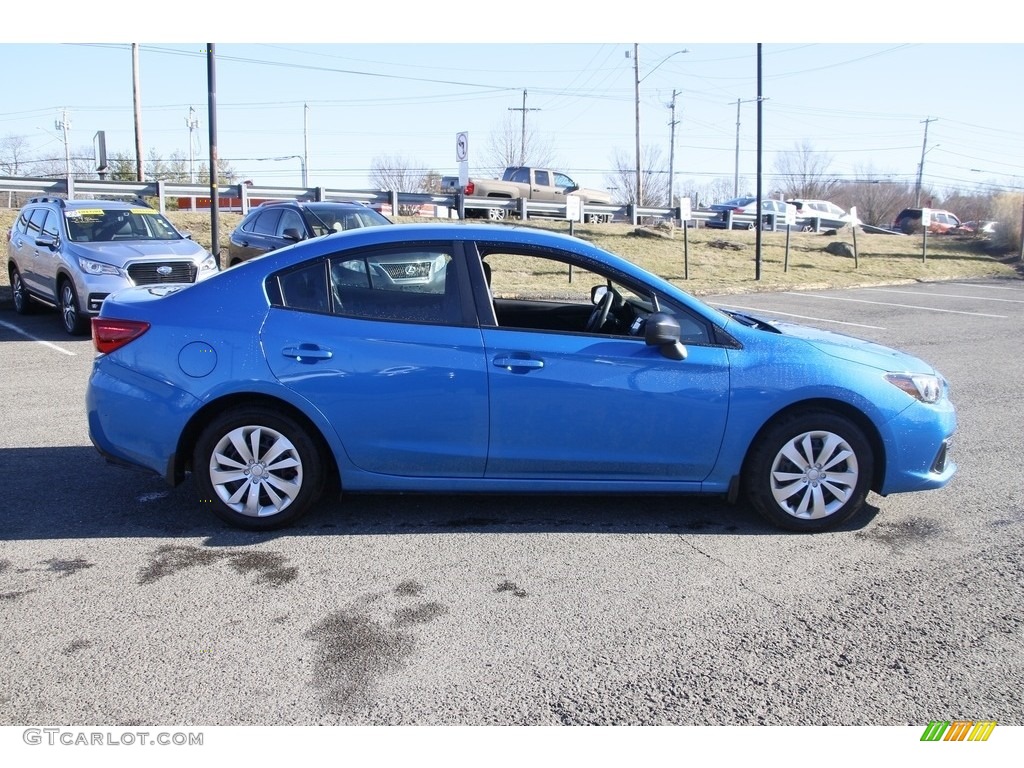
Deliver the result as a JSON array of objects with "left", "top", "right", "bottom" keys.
[
  {"left": 744, "top": 410, "right": 874, "bottom": 532},
  {"left": 193, "top": 407, "right": 325, "bottom": 530}
]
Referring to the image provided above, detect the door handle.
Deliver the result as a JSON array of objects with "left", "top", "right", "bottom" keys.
[
  {"left": 283, "top": 344, "right": 333, "bottom": 362},
  {"left": 493, "top": 356, "right": 544, "bottom": 370}
]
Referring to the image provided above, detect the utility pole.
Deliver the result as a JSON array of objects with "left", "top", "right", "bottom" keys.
[
  {"left": 55, "top": 109, "right": 72, "bottom": 180},
  {"left": 302, "top": 104, "right": 311, "bottom": 187},
  {"left": 668, "top": 90, "right": 679, "bottom": 209},
  {"left": 633, "top": 44, "right": 642, "bottom": 206},
  {"left": 132, "top": 43, "right": 145, "bottom": 181},
  {"left": 733, "top": 98, "right": 757, "bottom": 197},
  {"left": 185, "top": 106, "right": 199, "bottom": 183},
  {"left": 508, "top": 89, "right": 539, "bottom": 166},
  {"left": 916, "top": 117, "right": 937, "bottom": 206}
]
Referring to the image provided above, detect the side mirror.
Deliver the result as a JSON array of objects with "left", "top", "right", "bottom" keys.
[
  {"left": 591, "top": 284, "right": 608, "bottom": 305},
  {"left": 282, "top": 227, "right": 304, "bottom": 242},
  {"left": 644, "top": 312, "right": 687, "bottom": 360},
  {"left": 35, "top": 234, "right": 58, "bottom": 250}
]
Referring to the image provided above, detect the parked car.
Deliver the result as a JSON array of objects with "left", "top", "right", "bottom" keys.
[
  {"left": 957, "top": 220, "right": 997, "bottom": 235},
  {"left": 87, "top": 223, "right": 956, "bottom": 533},
  {"left": 786, "top": 199, "right": 850, "bottom": 231},
  {"left": 892, "top": 208, "right": 961, "bottom": 235},
  {"left": 6, "top": 196, "right": 218, "bottom": 335},
  {"left": 705, "top": 197, "right": 791, "bottom": 230},
  {"left": 227, "top": 200, "right": 392, "bottom": 266}
]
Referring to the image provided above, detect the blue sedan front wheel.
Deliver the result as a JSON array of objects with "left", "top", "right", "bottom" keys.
[
  {"left": 744, "top": 410, "right": 874, "bottom": 532},
  {"left": 193, "top": 407, "right": 325, "bottom": 530}
]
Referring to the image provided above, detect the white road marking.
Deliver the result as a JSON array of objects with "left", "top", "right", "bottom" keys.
[
  {"left": 861, "top": 287, "right": 1024, "bottom": 304},
  {"left": 782, "top": 292, "right": 1007, "bottom": 319},
  {"left": 0, "top": 319, "right": 77, "bottom": 356}
]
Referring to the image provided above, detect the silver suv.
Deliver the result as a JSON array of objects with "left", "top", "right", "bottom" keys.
[{"left": 7, "top": 197, "right": 219, "bottom": 334}]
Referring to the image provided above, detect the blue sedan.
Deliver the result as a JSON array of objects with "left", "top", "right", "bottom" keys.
[{"left": 86, "top": 223, "right": 956, "bottom": 532}]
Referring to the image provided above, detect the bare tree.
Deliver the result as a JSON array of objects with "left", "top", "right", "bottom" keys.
[
  {"left": 605, "top": 145, "right": 669, "bottom": 207},
  {"left": 0, "top": 134, "right": 32, "bottom": 175},
  {"left": 837, "top": 166, "right": 916, "bottom": 226},
  {"left": 370, "top": 155, "right": 441, "bottom": 215},
  {"left": 483, "top": 112, "right": 556, "bottom": 176},
  {"left": 773, "top": 140, "right": 841, "bottom": 200}
]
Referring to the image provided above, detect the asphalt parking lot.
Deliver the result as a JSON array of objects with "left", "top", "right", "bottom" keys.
[{"left": 1, "top": 277, "right": 1022, "bottom": 727}]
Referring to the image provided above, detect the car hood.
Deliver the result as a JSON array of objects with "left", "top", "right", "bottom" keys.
[
  {"left": 772, "top": 320, "right": 936, "bottom": 374},
  {"left": 69, "top": 239, "right": 208, "bottom": 264}
]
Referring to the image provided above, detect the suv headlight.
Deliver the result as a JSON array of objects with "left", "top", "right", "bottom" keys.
[
  {"left": 78, "top": 257, "right": 121, "bottom": 276},
  {"left": 885, "top": 372, "right": 943, "bottom": 404},
  {"left": 198, "top": 254, "right": 219, "bottom": 273}
]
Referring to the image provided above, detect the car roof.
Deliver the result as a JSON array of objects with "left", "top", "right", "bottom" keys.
[
  {"left": 27, "top": 197, "right": 151, "bottom": 210},
  {"left": 253, "top": 200, "right": 371, "bottom": 210}
]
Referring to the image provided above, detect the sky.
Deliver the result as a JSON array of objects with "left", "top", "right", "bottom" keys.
[{"left": 1, "top": 2, "right": 1021, "bottom": 204}]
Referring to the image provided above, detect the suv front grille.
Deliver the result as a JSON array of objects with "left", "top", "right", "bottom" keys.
[
  {"left": 381, "top": 261, "right": 432, "bottom": 281},
  {"left": 127, "top": 262, "right": 198, "bottom": 285}
]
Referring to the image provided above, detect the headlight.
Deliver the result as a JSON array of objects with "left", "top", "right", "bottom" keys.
[
  {"left": 885, "top": 372, "right": 943, "bottom": 404},
  {"left": 198, "top": 254, "right": 219, "bottom": 273},
  {"left": 78, "top": 257, "right": 121, "bottom": 276}
]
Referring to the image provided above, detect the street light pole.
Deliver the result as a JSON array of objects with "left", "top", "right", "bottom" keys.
[{"left": 631, "top": 45, "right": 688, "bottom": 209}]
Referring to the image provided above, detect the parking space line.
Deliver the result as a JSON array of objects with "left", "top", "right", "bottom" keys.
[
  {"left": 949, "top": 282, "right": 1024, "bottom": 292},
  {"left": 0, "top": 319, "right": 77, "bottom": 356},
  {"left": 712, "top": 303, "right": 886, "bottom": 330},
  {"left": 782, "top": 292, "right": 1007, "bottom": 319},
  {"left": 861, "top": 287, "right": 1024, "bottom": 304}
]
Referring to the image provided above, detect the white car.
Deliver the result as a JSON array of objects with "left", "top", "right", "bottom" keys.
[{"left": 786, "top": 199, "right": 850, "bottom": 231}]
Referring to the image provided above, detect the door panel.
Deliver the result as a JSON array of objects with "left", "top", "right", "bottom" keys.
[
  {"left": 483, "top": 328, "right": 731, "bottom": 480},
  {"left": 262, "top": 309, "right": 489, "bottom": 477}
]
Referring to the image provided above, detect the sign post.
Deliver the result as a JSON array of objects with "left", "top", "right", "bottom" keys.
[{"left": 680, "top": 198, "right": 692, "bottom": 279}]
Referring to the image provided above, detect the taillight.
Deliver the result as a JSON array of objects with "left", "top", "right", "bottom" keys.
[
  {"left": 91, "top": 318, "right": 150, "bottom": 354},
  {"left": 465, "top": 181, "right": 475, "bottom": 195}
]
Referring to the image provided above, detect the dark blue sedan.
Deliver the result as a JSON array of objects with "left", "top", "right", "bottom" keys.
[{"left": 86, "top": 223, "right": 956, "bottom": 532}]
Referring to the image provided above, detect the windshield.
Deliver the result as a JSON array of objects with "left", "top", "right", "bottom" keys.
[
  {"left": 304, "top": 205, "right": 392, "bottom": 237},
  {"left": 65, "top": 208, "right": 182, "bottom": 242}
]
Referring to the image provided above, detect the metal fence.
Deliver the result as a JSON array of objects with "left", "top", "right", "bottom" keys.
[{"left": 0, "top": 174, "right": 702, "bottom": 226}]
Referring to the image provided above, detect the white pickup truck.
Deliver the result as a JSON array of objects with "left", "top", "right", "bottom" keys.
[{"left": 441, "top": 166, "right": 614, "bottom": 223}]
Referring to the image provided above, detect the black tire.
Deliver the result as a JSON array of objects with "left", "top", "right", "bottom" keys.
[
  {"left": 192, "top": 407, "right": 326, "bottom": 531},
  {"left": 58, "top": 278, "right": 89, "bottom": 335},
  {"left": 743, "top": 410, "right": 873, "bottom": 532},
  {"left": 10, "top": 267, "right": 35, "bottom": 315},
  {"left": 486, "top": 207, "right": 506, "bottom": 221}
]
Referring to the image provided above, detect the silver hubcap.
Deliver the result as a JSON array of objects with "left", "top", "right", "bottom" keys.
[
  {"left": 769, "top": 429, "right": 859, "bottom": 520},
  {"left": 61, "top": 283, "right": 77, "bottom": 329},
  {"left": 209, "top": 425, "right": 303, "bottom": 518}
]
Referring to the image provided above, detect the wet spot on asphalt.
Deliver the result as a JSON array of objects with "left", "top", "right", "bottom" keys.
[
  {"left": 394, "top": 579, "right": 423, "bottom": 597},
  {"left": 393, "top": 602, "right": 447, "bottom": 627},
  {"left": 43, "top": 558, "right": 95, "bottom": 578},
  {"left": 306, "top": 609, "right": 414, "bottom": 708},
  {"left": 227, "top": 551, "right": 298, "bottom": 586},
  {"left": 857, "top": 517, "right": 942, "bottom": 547},
  {"left": 496, "top": 580, "right": 528, "bottom": 598},
  {"left": 138, "top": 544, "right": 296, "bottom": 586},
  {"left": 61, "top": 639, "right": 93, "bottom": 655}
]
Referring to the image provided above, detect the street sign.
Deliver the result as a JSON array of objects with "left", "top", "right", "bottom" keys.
[
  {"left": 785, "top": 203, "right": 797, "bottom": 227},
  {"left": 921, "top": 208, "right": 932, "bottom": 227},
  {"left": 455, "top": 132, "right": 469, "bottom": 162},
  {"left": 566, "top": 194, "right": 583, "bottom": 222},
  {"left": 679, "top": 197, "right": 692, "bottom": 222}
]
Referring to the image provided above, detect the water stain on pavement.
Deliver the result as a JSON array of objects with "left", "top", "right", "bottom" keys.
[
  {"left": 496, "top": 580, "right": 528, "bottom": 598},
  {"left": 138, "top": 544, "right": 296, "bottom": 586},
  {"left": 44, "top": 558, "right": 95, "bottom": 578},
  {"left": 856, "top": 517, "right": 941, "bottom": 547},
  {"left": 308, "top": 580, "right": 448, "bottom": 710}
]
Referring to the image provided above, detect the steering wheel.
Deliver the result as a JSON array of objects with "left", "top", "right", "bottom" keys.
[{"left": 585, "top": 288, "right": 615, "bottom": 333}]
